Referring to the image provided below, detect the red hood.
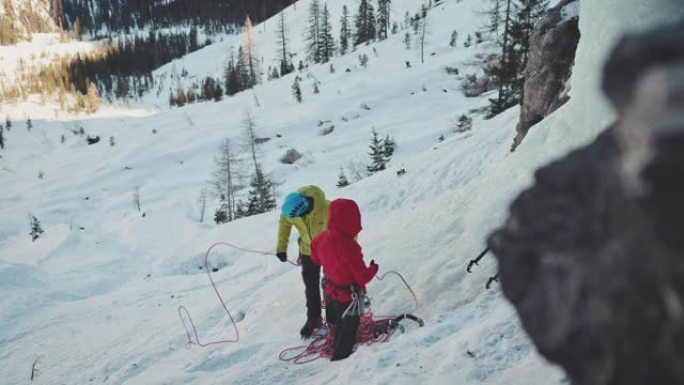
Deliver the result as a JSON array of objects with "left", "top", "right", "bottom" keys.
[{"left": 328, "top": 199, "right": 362, "bottom": 237}]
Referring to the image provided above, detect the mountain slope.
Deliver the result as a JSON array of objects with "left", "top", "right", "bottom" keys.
[{"left": 2, "top": 0, "right": 681, "bottom": 384}]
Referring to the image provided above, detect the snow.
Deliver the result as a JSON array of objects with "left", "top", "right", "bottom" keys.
[
  {"left": 559, "top": 1, "right": 579, "bottom": 24},
  {"left": 0, "top": 0, "right": 680, "bottom": 384}
]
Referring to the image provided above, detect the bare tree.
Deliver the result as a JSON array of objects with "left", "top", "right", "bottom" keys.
[
  {"left": 211, "top": 138, "right": 243, "bottom": 222},
  {"left": 133, "top": 186, "right": 141, "bottom": 213},
  {"left": 31, "top": 357, "right": 40, "bottom": 382},
  {"left": 241, "top": 108, "right": 260, "bottom": 173},
  {"left": 346, "top": 158, "right": 369, "bottom": 182},
  {"left": 420, "top": 5, "right": 428, "bottom": 64},
  {"left": 197, "top": 187, "right": 208, "bottom": 223}
]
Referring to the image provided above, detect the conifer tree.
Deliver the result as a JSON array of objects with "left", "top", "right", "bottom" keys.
[
  {"left": 235, "top": 200, "right": 247, "bottom": 219},
  {"left": 225, "top": 56, "right": 241, "bottom": 96},
  {"left": 292, "top": 76, "right": 302, "bottom": 103},
  {"left": 354, "top": 0, "right": 373, "bottom": 46},
  {"left": 382, "top": 134, "right": 396, "bottom": 162},
  {"left": 464, "top": 34, "right": 472, "bottom": 48},
  {"left": 245, "top": 165, "right": 276, "bottom": 216},
  {"left": 305, "top": 0, "right": 322, "bottom": 63},
  {"left": 377, "top": 0, "right": 391, "bottom": 41},
  {"left": 488, "top": 0, "right": 504, "bottom": 36},
  {"left": 367, "top": 129, "right": 386, "bottom": 174},
  {"left": 276, "top": 11, "right": 294, "bottom": 76},
  {"left": 403, "top": 32, "right": 411, "bottom": 49},
  {"left": 450, "top": 30, "right": 458, "bottom": 47},
  {"left": 29, "top": 215, "right": 44, "bottom": 242},
  {"left": 0, "top": 124, "right": 4, "bottom": 150},
  {"left": 214, "top": 197, "right": 229, "bottom": 224},
  {"left": 5, "top": 116, "right": 11, "bottom": 131},
  {"left": 339, "top": 5, "right": 351, "bottom": 55},
  {"left": 26, "top": 118, "right": 32, "bottom": 131},
  {"left": 337, "top": 167, "right": 350, "bottom": 188},
  {"left": 269, "top": 66, "right": 280, "bottom": 80},
  {"left": 319, "top": 4, "right": 335, "bottom": 63},
  {"left": 488, "top": 0, "right": 548, "bottom": 117}
]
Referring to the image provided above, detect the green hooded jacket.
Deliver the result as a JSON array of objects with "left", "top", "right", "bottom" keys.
[{"left": 276, "top": 185, "right": 329, "bottom": 256}]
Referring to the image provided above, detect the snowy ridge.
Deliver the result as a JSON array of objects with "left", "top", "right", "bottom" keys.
[{"left": 2, "top": 0, "right": 683, "bottom": 384}]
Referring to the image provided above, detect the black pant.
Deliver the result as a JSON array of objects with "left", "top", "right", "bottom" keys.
[
  {"left": 330, "top": 299, "right": 360, "bottom": 360},
  {"left": 300, "top": 254, "right": 323, "bottom": 321},
  {"left": 300, "top": 254, "right": 335, "bottom": 323}
]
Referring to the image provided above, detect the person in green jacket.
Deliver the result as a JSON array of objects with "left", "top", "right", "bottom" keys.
[{"left": 276, "top": 185, "right": 331, "bottom": 338}]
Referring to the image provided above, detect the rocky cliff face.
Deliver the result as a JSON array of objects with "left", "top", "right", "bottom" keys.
[
  {"left": 488, "top": 20, "right": 684, "bottom": 385},
  {"left": 511, "top": 0, "right": 580, "bottom": 151}
]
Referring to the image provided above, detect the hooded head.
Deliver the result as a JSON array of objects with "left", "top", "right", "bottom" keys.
[{"left": 327, "top": 198, "right": 362, "bottom": 237}]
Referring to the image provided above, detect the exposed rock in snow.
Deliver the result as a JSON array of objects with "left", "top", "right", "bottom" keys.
[
  {"left": 511, "top": 0, "right": 580, "bottom": 151},
  {"left": 489, "top": 19, "right": 684, "bottom": 385}
]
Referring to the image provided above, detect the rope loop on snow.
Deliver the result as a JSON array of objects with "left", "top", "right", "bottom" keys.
[{"left": 177, "top": 242, "right": 298, "bottom": 348}]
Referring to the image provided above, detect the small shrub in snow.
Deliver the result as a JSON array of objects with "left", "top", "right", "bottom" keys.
[
  {"left": 450, "top": 30, "right": 458, "bottom": 47},
  {"left": 281, "top": 148, "right": 303, "bottom": 164},
  {"left": 360, "top": 103, "right": 371, "bottom": 111},
  {"left": 292, "top": 76, "right": 303, "bottom": 103},
  {"left": 454, "top": 114, "right": 473, "bottom": 133},
  {"left": 86, "top": 135, "right": 100, "bottom": 145},
  {"left": 337, "top": 167, "right": 350, "bottom": 188},
  {"left": 359, "top": 54, "right": 369, "bottom": 67},
  {"left": 445, "top": 66, "right": 459, "bottom": 76},
  {"left": 110, "top": 136, "right": 115, "bottom": 146}
]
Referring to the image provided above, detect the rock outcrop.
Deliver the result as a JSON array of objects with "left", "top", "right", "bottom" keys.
[
  {"left": 488, "top": 20, "right": 684, "bottom": 385},
  {"left": 511, "top": 0, "right": 580, "bottom": 151}
]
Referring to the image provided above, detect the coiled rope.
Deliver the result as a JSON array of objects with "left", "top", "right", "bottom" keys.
[{"left": 177, "top": 242, "right": 420, "bottom": 355}]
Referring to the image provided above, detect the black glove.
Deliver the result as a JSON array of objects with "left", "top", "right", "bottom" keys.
[
  {"left": 370, "top": 259, "right": 378, "bottom": 269},
  {"left": 276, "top": 252, "right": 287, "bottom": 263}
]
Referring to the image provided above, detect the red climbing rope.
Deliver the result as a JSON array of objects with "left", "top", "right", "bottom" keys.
[
  {"left": 278, "top": 270, "right": 421, "bottom": 364},
  {"left": 178, "top": 242, "right": 299, "bottom": 348},
  {"left": 278, "top": 312, "right": 398, "bottom": 364}
]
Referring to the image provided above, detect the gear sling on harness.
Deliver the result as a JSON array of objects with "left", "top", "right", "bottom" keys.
[{"left": 322, "top": 277, "right": 369, "bottom": 318}]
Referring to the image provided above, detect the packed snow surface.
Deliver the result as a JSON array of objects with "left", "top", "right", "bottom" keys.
[{"left": 1, "top": 0, "right": 682, "bottom": 384}]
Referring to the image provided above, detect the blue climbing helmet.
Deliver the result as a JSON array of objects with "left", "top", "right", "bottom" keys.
[{"left": 281, "top": 192, "right": 311, "bottom": 218}]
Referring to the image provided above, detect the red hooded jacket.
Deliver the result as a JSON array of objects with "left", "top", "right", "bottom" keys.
[{"left": 311, "top": 199, "right": 378, "bottom": 303}]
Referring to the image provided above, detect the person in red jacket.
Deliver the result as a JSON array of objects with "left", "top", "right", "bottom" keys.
[{"left": 311, "top": 198, "right": 378, "bottom": 361}]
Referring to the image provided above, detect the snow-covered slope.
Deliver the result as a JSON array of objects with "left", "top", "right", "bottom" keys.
[{"left": 2, "top": 0, "right": 682, "bottom": 384}]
